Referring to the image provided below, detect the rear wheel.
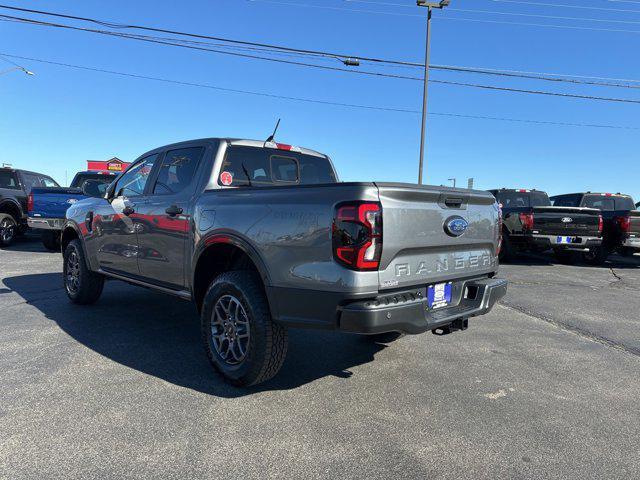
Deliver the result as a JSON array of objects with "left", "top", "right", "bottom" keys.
[
  {"left": 583, "top": 246, "right": 609, "bottom": 266},
  {"left": 42, "top": 231, "right": 61, "bottom": 252},
  {"left": 201, "top": 271, "right": 288, "bottom": 387},
  {"left": 0, "top": 214, "right": 17, "bottom": 247},
  {"left": 63, "top": 239, "right": 104, "bottom": 304}
]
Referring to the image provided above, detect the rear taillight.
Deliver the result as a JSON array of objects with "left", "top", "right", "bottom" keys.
[
  {"left": 598, "top": 215, "right": 603, "bottom": 234},
  {"left": 496, "top": 204, "right": 503, "bottom": 256},
  {"left": 617, "top": 216, "right": 631, "bottom": 233},
  {"left": 519, "top": 212, "right": 534, "bottom": 231},
  {"left": 27, "top": 193, "right": 34, "bottom": 213},
  {"left": 332, "top": 202, "right": 382, "bottom": 271}
]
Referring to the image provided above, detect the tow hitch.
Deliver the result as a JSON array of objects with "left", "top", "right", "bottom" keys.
[{"left": 432, "top": 317, "right": 469, "bottom": 336}]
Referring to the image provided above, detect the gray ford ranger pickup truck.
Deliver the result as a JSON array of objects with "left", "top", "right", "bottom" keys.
[{"left": 61, "top": 138, "right": 507, "bottom": 386}]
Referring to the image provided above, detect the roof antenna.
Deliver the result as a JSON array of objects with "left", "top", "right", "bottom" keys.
[{"left": 265, "top": 118, "right": 281, "bottom": 144}]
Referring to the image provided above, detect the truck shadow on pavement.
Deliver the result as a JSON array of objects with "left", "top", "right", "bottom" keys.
[{"left": 4, "top": 273, "right": 387, "bottom": 397}]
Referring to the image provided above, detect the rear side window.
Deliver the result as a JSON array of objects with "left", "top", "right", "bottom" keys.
[
  {"left": 153, "top": 147, "right": 203, "bottom": 195},
  {"left": 218, "top": 146, "right": 337, "bottom": 187},
  {"left": 583, "top": 195, "right": 616, "bottom": 210},
  {"left": 0, "top": 171, "right": 19, "bottom": 189}
]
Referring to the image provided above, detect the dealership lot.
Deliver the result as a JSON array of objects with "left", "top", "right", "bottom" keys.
[{"left": 1, "top": 237, "right": 639, "bottom": 479}]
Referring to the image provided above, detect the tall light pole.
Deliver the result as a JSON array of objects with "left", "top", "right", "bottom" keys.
[{"left": 417, "top": 0, "right": 451, "bottom": 185}]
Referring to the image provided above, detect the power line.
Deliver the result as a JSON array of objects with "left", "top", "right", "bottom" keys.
[
  {"left": 5, "top": 13, "right": 640, "bottom": 103},
  {"left": 3, "top": 4, "right": 640, "bottom": 88},
  {"left": 349, "top": 0, "right": 640, "bottom": 14},
  {"left": 2, "top": 52, "right": 638, "bottom": 131},
  {"left": 248, "top": 0, "right": 640, "bottom": 34}
]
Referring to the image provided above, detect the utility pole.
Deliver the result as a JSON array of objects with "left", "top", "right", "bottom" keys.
[{"left": 417, "top": 0, "right": 451, "bottom": 185}]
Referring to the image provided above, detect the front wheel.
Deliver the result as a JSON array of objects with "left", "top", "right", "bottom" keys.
[
  {"left": 63, "top": 239, "right": 104, "bottom": 304},
  {"left": 0, "top": 214, "right": 17, "bottom": 247},
  {"left": 201, "top": 271, "right": 288, "bottom": 387}
]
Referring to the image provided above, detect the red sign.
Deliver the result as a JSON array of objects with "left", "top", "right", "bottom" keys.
[{"left": 87, "top": 157, "right": 131, "bottom": 173}]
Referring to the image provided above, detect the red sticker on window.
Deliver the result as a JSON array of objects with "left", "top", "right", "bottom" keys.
[{"left": 220, "top": 171, "right": 233, "bottom": 186}]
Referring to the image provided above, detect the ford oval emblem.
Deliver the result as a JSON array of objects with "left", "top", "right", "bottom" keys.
[{"left": 444, "top": 216, "right": 469, "bottom": 237}]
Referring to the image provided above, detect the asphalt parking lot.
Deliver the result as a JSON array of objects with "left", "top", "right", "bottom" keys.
[{"left": 1, "top": 236, "right": 639, "bottom": 479}]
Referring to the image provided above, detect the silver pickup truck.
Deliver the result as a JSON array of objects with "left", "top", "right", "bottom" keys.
[{"left": 61, "top": 138, "right": 507, "bottom": 386}]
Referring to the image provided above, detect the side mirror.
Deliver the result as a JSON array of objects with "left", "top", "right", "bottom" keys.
[{"left": 82, "top": 180, "right": 109, "bottom": 198}]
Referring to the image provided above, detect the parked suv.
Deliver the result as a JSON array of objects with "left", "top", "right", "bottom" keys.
[
  {"left": 60, "top": 138, "right": 507, "bottom": 386},
  {"left": 489, "top": 188, "right": 602, "bottom": 263},
  {"left": 550, "top": 192, "right": 640, "bottom": 262},
  {"left": 0, "top": 167, "right": 59, "bottom": 247}
]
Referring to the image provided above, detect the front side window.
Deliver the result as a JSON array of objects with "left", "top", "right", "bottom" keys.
[
  {"left": 615, "top": 196, "right": 636, "bottom": 211},
  {"left": 271, "top": 156, "right": 298, "bottom": 183},
  {"left": 0, "top": 171, "right": 19, "bottom": 189},
  {"left": 113, "top": 154, "right": 158, "bottom": 197},
  {"left": 153, "top": 147, "right": 203, "bottom": 195}
]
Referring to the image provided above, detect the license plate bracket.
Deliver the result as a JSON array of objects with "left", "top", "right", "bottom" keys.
[
  {"left": 427, "top": 282, "right": 452, "bottom": 309},
  {"left": 556, "top": 236, "right": 574, "bottom": 244}
]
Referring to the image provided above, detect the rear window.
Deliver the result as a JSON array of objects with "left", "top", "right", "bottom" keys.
[
  {"left": 71, "top": 173, "right": 115, "bottom": 188},
  {"left": 495, "top": 191, "right": 550, "bottom": 208},
  {"left": 218, "top": 146, "right": 337, "bottom": 187},
  {"left": 0, "top": 171, "right": 19, "bottom": 189},
  {"left": 583, "top": 195, "right": 616, "bottom": 210}
]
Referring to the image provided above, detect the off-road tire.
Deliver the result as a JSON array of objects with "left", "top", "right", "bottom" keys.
[
  {"left": 63, "top": 239, "right": 104, "bottom": 304},
  {"left": 201, "top": 271, "right": 288, "bottom": 387},
  {"left": 0, "top": 213, "right": 17, "bottom": 248},
  {"left": 42, "top": 231, "right": 61, "bottom": 252}
]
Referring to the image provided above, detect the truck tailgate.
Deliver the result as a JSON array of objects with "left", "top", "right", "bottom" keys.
[
  {"left": 376, "top": 183, "right": 499, "bottom": 290},
  {"left": 531, "top": 206, "right": 601, "bottom": 236},
  {"left": 30, "top": 187, "right": 84, "bottom": 218}
]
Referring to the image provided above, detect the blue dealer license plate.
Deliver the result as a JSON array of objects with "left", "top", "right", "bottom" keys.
[
  {"left": 556, "top": 236, "right": 573, "bottom": 244},
  {"left": 428, "top": 282, "right": 452, "bottom": 309}
]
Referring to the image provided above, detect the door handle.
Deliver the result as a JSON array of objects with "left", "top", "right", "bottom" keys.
[
  {"left": 165, "top": 205, "right": 183, "bottom": 217},
  {"left": 122, "top": 205, "right": 135, "bottom": 216}
]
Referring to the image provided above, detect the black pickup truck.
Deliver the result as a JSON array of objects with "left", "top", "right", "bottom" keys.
[
  {"left": 0, "top": 167, "right": 59, "bottom": 247},
  {"left": 489, "top": 189, "right": 603, "bottom": 263},
  {"left": 551, "top": 192, "right": 640, "bottom": 262}
]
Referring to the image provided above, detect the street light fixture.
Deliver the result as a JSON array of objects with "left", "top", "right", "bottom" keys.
[
  {"left": 416, "top": 0, "right": 451, "bottom": 185},
  {"left": 0, "top": 66, "right": 35, "bottom": 76}
]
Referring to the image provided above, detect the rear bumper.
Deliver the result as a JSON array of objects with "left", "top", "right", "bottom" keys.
[
  {"left": 338, "top": 277, "right": 507, "bottom": 335},
  {"left": 27, "top": 217, "right": 64, "bottom": 231},
  {"left": 515, "top": 234, "right": 602, "bottom": 250}
]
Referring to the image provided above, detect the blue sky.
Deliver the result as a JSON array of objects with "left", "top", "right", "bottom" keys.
[{"left": 0, "top": 0, "right": 638, "bottom": 199}]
